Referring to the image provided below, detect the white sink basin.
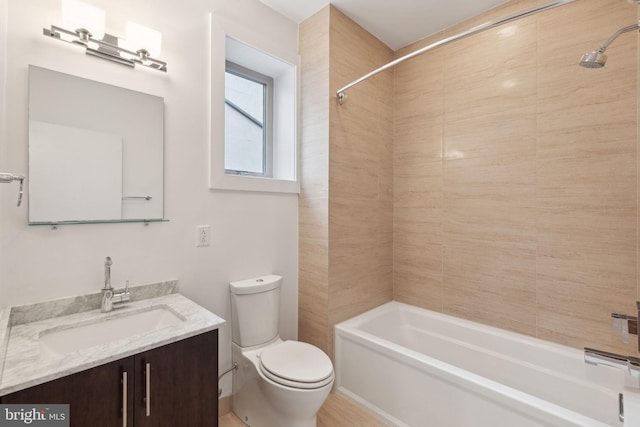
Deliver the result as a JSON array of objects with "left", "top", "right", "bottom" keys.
[{"left": 39, "top": 306, "right": 185, "bottom": 356}]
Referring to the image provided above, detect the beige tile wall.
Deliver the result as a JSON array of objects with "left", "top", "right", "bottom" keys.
[
  {"left": 299, "top": 7, "right": 331, "bottom": 353},
  {"left": 301, "top": 0, "right": 639, "bottom": 358},
  {"left": 536, "top": 0, "right": 638, "bottom": 353},
  {"left": 394, "top": 0, "right": 639, "bottom": 354},
  {"left": 299, "top": 6, "right": 394, "bottom": 357},
  {"left": 328, "top": 7, "right": 394, "bottom": 356}
]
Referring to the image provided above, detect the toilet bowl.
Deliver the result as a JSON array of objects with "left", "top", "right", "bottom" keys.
[{"left": 230, "top": 275, "right": 334, "bottom": 427}]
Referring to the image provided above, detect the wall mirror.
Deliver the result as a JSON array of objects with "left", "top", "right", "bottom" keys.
[{"left": 28, "top": 65, "right": 165, "bottom": 225}]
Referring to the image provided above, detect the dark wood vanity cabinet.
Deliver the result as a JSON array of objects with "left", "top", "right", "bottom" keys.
[
  {"left": 134, "top": 330, "right": 218, "bottom": 426},
  {"left": 1, "top": 330, "right": 218, "bottom": 427},
  {"left": 1, "top": 356, "right": 135, "bottom": 426}
]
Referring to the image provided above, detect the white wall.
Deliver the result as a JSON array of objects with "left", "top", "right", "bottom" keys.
[
  {"left": 0, "top": 0, "right": 299, "bottom": 398},
  {"left": 0, "top": 0, "right": 8, "bottom": 308}
]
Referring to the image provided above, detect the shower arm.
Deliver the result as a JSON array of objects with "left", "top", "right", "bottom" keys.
[
  {"left": 336, "top": 0, "right": 578, "bottom": 105},
  {"left": 595, "top": 22, "right": 640, "bottom": 53}
]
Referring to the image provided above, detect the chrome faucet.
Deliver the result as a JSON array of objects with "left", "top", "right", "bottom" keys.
[
  {"left": 610, "top": 302, "right": 640, "bottom": 351},
  {"left": 583, "top": 302, "right": 640, "bottom": 378},
  {"left": 101, "top": 257, "right": 131, "bottom": 312},
  {"left": 584, "top": 348, "right": 640, "bottom": 377},
  {"left": 104, "top": 256, "right": 113, "bottom": 290}
]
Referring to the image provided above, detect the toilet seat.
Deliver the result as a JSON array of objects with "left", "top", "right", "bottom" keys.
[{"left": 259, "top": 341, "right": 334, "bottom": 389}]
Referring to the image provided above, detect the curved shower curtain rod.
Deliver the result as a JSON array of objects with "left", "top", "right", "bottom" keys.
[{"left": 336, "top": 0, "right": 578, "bottom": 105}]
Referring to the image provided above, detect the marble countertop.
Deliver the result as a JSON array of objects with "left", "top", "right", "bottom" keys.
[{"left": 0, "top": 283, "right": 225, "bottom": 396}]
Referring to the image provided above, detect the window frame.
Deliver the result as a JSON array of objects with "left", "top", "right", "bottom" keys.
[
  {"left": 209, "top": 14, "right": 299, "bottom": 194},
  {"left": 224, "top": 61, "right": 274, "bottom": 178}
]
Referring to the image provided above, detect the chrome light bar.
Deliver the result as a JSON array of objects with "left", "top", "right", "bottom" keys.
[{"left": 43, "top": 25, "right": 167, "bottom": 72}]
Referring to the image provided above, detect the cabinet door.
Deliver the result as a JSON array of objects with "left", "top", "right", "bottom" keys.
[
  {"left": 1, "top": 357, "right": 135, "bottom": 427},
  {"left": 134, "top": 330, "right": 218, "bottom": 427}
]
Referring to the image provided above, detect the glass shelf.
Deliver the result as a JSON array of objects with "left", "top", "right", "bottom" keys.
[{"left": 28, "top": 219, "right": 170, "bottom": 227}]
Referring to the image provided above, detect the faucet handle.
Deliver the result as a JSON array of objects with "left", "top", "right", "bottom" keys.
[
  {"left": 101, "top": 289, "right": 114, "bottom": 313},
  {"left": 637, "top": 301, "right": 640, "bottom": 352},
  {"left": 113, "top": 280, "right": 131, "bottom": 305}
]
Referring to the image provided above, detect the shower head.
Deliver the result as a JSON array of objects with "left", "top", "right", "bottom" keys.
[
  {"left": 579, "top": 22, "right": 640, "bottom": 69},
  {"left": 579, "top": 50, "right": 607, "bottom": 68}
]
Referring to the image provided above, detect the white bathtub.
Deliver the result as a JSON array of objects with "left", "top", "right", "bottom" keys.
[{"left": 334, "top": 301, "right": 640, "bottom": 427}]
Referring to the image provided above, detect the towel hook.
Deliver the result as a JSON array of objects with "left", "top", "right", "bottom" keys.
[{"left": 0, "top": 173, "right": 25, "bottom": 206}]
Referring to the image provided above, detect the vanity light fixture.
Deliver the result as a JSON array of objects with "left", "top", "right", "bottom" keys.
[{"left": 43, "top": 25, "right": 167, "bottom": 72}]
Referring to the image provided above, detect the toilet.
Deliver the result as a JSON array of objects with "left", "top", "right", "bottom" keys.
[{"left": 230, "top": 275, "right": 334, "bottom": 427}]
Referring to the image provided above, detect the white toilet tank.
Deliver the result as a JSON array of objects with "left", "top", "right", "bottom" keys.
[{"left": 230, "top": 275, "right": 282, "bottom": 347}]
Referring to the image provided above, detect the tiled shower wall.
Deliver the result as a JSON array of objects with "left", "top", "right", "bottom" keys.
[
  {"left": 328, "top": 8, "right": 394, "bottom": 353},
  {"left": 300, "top": 0, "right": 639, "bottom": 357},
  {"left": 299, "top": 6, "right": 394, "bottom": 357},
  {"left": 394, "top": 0, "right": 638, "bottom": 355},
  {"left": 299, "top": 6, "right": 331, "bottom": 354}
]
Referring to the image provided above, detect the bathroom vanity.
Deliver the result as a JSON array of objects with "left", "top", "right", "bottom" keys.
[
  {"left": 0, "top": 282, "right": 224, "bottom": 427},
  {"left": 1, "top": 330, "right": 217, "bottom": 426}
]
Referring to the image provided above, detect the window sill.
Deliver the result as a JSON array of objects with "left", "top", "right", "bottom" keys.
[{"left": 209, "top": 172, "right": 299, "bottom": 194}]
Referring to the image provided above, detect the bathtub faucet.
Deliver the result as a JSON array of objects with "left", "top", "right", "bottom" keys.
[
  {"left": 584, "top": 348, "right": 640, "bottom": 377},
  {"left": 610, "top": 302, "right": 640, "bottom": 351}
]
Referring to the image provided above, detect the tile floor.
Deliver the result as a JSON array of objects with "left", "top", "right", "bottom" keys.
[{"left": 219, "top": 392, "right": 389, "bottom": 427}]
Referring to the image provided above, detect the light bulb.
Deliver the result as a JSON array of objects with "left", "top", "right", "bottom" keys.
[
  {"left": 62, "top": 0, "right": 105, "bottom": 40},
  {"left": 123, "top": 22, "right": 162, "bottom": 58}
]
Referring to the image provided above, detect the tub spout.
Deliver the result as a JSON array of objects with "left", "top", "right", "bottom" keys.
[{"left": 584, "top": 348, "right": 640, "bottom": 377}]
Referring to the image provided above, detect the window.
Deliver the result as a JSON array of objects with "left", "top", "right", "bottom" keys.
[
  {"left": 224, "top": 62, "right": 273, "bottom": 177},
  {"left": 209, "top": 17, "right": 298, "bottom": 193}
]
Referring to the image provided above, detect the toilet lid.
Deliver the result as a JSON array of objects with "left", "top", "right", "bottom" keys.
[{"left": 259, "top": 341, "right": 333, "bottom": 385}]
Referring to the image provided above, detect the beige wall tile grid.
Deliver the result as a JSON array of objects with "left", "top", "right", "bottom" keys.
[{"left": 301, "top": 0, "right": 640, "bottom": 357}]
